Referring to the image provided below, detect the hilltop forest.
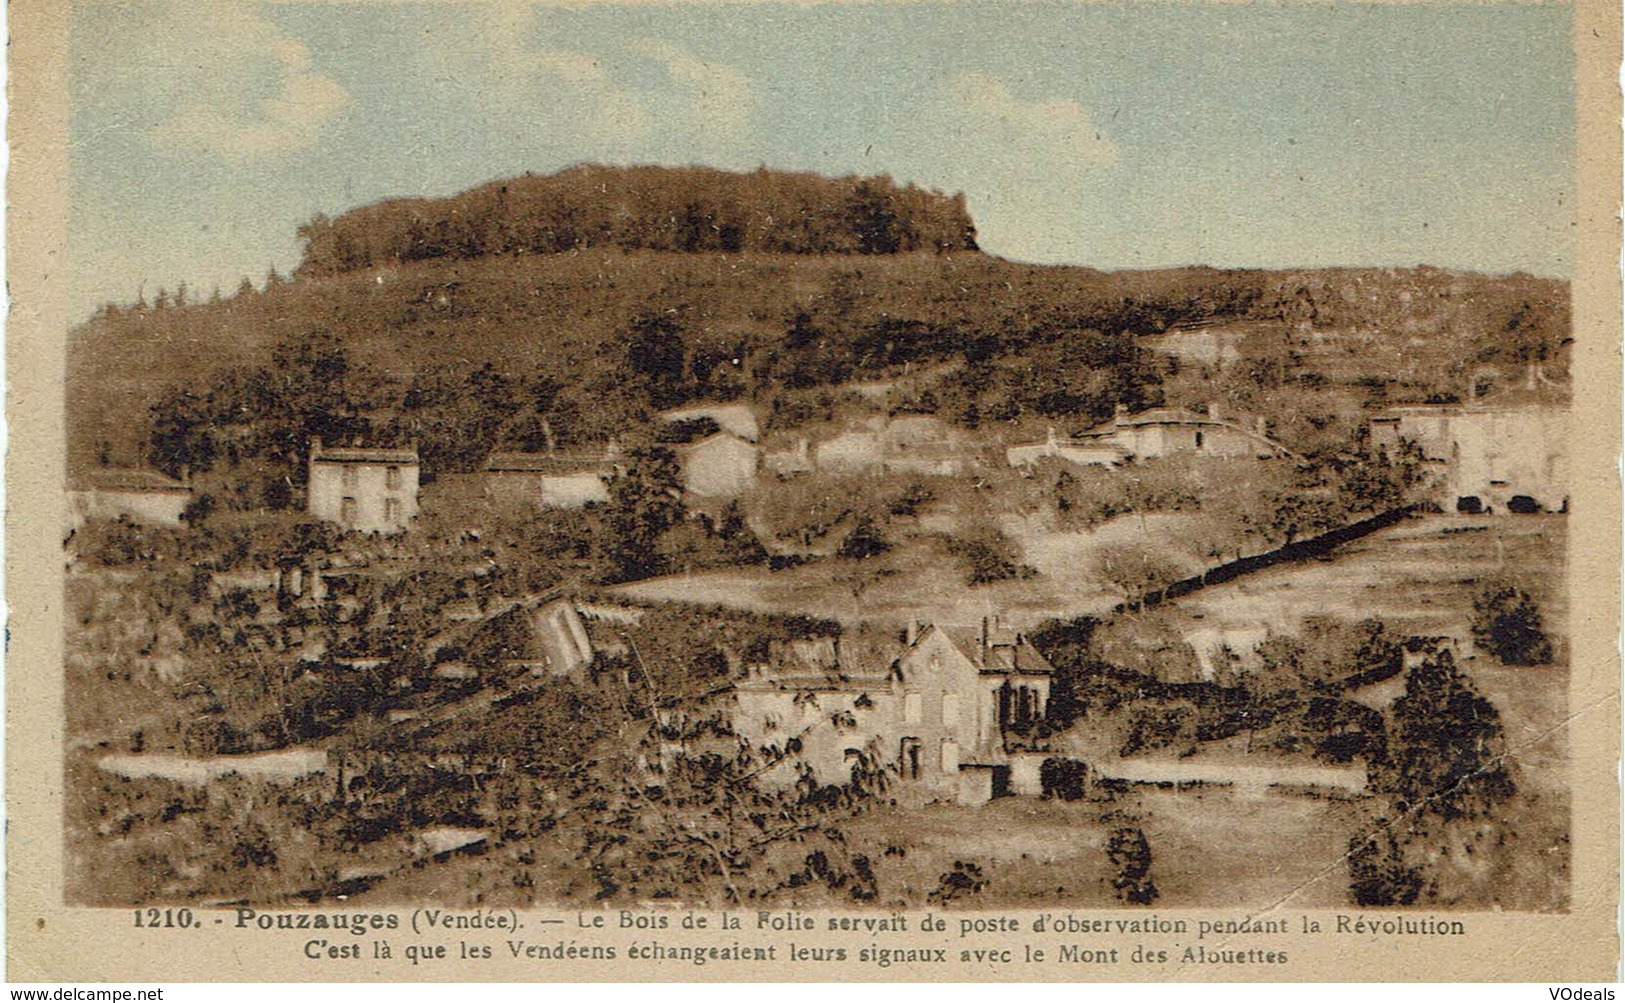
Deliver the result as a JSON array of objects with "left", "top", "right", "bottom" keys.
[{"left": 69, "top": 165, "right": 1570, "bottom": 485}]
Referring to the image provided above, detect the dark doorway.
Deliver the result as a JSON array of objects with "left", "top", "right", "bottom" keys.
[
  {"left": 1507, "top": 495, "right": 1541, "bottom": 514},
  {"left": 1456, "top": 496, "right": 1483, "bottom": 514},
  {"left": 900, "top": 738, "right": 922, "bottom": 780},
  {"left": 990, "top": 766, "right": 1012, "bottom": 799}
]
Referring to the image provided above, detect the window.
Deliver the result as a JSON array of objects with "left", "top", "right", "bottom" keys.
[
  {"left": 942, "top": 692, "right": 960, "bottom": 727},
  {"left": 340, "top": 497, "right": 357, "bottom": 525},
  {"left": 386, "top": 465, "right": 401, "bottom": 490},
  {"left": 342, "top": 465, "right": 358, "bottom": 489},
  {"left": 904, "top": 692, "right": 922, "bottom": 724},
  {"left": 384, "top": 498, "right": 401, "bottom": 524},
  {"left": 940, "top": 738, "right": 959, "bottom": 773}
]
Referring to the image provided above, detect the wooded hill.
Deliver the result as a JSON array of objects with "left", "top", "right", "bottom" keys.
[
  {"left": 68, "top": 166, "right": 1570, "bottom": 479},
  {"left": 294, "top": 164, "right": 978, "bottom": 277}
]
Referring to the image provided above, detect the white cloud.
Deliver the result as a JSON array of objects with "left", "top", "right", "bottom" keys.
[
  {"left": 952, "top": 72, "right": 1117, "bottom": 172},
  {"left": 630, "top": 39, "right": 755, "bottom": 142},
  {"left": 538, "top": 50, "right": 654, "bottom": 144},
  {"left": 471, "top": 3, "right": 652, "bottom": 146},
  {"left": 151, "top": 4, "right": 350, "bottom": 160}
]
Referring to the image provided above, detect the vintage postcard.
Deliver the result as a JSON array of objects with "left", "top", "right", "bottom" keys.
[{"left": 7, "top": 0, "right": 1620, "bottom": 983}]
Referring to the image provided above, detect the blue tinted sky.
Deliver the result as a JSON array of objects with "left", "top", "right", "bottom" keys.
[{"left": 69, "top": 2, "right": 1575, "bottom": 317}]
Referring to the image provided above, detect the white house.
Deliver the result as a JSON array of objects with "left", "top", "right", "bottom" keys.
[{"left": 307, "top": 439, "right": 420, "bottom": 533}]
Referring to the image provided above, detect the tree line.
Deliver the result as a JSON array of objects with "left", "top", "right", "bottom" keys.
[{"left": 295, "top": 165, "right": 978, "bottom": 277}]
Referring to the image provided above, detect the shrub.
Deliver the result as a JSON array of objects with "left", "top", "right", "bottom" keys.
[
  {"left": 1347, "top": 827, "right": 1424, "bottom": 906},
  {"left": 1040, "top": 757, "right": 1092, "bottom": 801},
  {"left": 945, "top": 526, "right": 1037, "bottom": 585},
  {"left": 837, "top": 516, "right": 889, "bottom": 559},
  {"left": 1471, "top": 582, "right": 1553, "bottom": 666},
  {"left": 1106, "top": 827, "right": 1158, "bottom": 905},
  {"left": 928, "top": 860, "right": 988, "bottom": 904}
]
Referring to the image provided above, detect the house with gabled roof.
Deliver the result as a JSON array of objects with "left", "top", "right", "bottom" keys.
[
  {"left": 483, "top": 450, "right": 614, "bottom": 509},
  {"left": 729, "top": 616, "right": 1055, "bottom": 805},
  {"left": 1063, "top": 403, "right": 1293, "bottom": 465}
]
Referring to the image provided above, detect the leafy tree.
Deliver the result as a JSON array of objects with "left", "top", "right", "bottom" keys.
[
  {"left": 604, "top": 445, "right": 685, "bottom": 581},
  {"left": 147, "top": 387, "right": 218, "bottom": 478},
  {"left": 1386, "top": 645, "right": 1515, "bottom": 819},
  {"left": 945, "top": 525, "right": 1036, "bottom": 585},
  {"left": 1471, "top": 582, "right": 1553, "bottom": 666},
  {"left": 626, "top": 312, "right": 688, "bottom": 408},
  {"left": 837, "top": 515, "right": 889, "bottom": 560}
]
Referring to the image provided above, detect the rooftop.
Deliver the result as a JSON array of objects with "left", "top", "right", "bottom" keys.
[
  {"left": 310, "top": 439, "right": 419, "bottom": 465},
  {"left": 485, "top": 452, "right": 612, "bottom": 475},
  {"left": 72, "top": 468, "right": 191, "bottom": 493}
]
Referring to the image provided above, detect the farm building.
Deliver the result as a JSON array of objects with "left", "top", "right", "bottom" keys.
[
  {"left": 1065, "top": 404, "right": 1295, "bottom": 463},
  {"left": 68, "top": 467, "right": 192, "bottom": 530},
  {"left": 1006, "top": 427, "right": 1132, "bottom": 471},
  {"left": 675, "top": 431, "right": 761, "bottom": 498},
  {"left": 810, "top": 416, "right": 973, "bottom": 478},
  {"left": 482, "top": 450, "right": 614, "bottom": 509}
]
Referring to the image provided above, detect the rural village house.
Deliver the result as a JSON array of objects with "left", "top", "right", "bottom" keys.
[
  {"left": 482, "top": 449, "right": 615, "bottom": 509},
  {"left": 675, "top": 431, "right": 761, "bottom": 498},
  {"left": 307, "top": 438, "right": 420, "bottom": 533},
  {"left": 1008, "top": 403, "right": 1293, "bottom": 470},
  {"left": 807, "top": 415, "right": 973, "bottom": 479},
  {"left": 730, "top": 616, "right": 1055, "bottom": 805},
  {"left": 1368, "top": 401, "right": 1568, "bottom": 514},
  {"left": 661, "top": 403, "right": 763, "bottom": 499}
]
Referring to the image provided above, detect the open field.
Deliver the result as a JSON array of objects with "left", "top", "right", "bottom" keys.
[
  {"left": 613, "top": 511, "right": 1214, "bottom": 629},
  {"left": 1155, "top": 513, "right": 1569, "bottom": 790}
]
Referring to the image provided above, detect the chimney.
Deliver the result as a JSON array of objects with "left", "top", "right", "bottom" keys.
[
  {"left": 542, "top": 417, "right": 558, "bottom": 454},
  {"left": 905, "top": 620, "right": 920, "bottom": 646},
  {"left": 1526, "top": 361, "right": 1539, "bottom": 390},
  {"left": 796, "top": 437, "right": 810, "bottom": 463},
  {"left": 1046, "top": 426, "right": 1057, "bottom": 447},
  {"left": 1114, "top": 404, "right": 1128, "bottom": 426},
  {"left": 1255, "top": 416, "right": 1267, "bottom": 436},
  {"left": 1206, "top": 402, "right": 1220, "bottom": 421},
  {"left": 311, "top": 436, "right": 324, "bottom": 456}
]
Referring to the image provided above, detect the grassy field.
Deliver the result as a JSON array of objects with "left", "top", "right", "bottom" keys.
[
  {"left": 612, "top": 511, "right": 1219, "bottom": 631},
  {"left": 1153, "top": 513, "right": 1569, "bottom": 788}
]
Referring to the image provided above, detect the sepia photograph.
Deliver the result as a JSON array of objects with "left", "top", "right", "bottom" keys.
[{"left": 9, "top": 0, "right": 1620, "bottom": 983}]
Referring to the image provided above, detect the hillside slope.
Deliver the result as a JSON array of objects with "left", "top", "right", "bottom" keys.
[{"left": 68, "top": 168, "right": 1570, "bottom": 474}]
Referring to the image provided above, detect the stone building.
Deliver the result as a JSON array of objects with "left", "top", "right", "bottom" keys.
[
  {"left": 730, "top": 617, "right": 1055, "bottom": 805},
  {"left": 675, "top": 431, "right": 760, "bottom": 498},
  {"left": 1368, "top": 403, "right": 1568, "bottom": 514},
  {"left": 1083, "top": 405, "right": 1293, "bottom": 462},
  {"left": 68, "top": 468, "right": 192, "bottom": 530},
  {"left": 306, "top": 439, "right": 420, "bottom": 533},
  {"left": 483, "top": 450, "right": 614, "bottom": 509}
]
